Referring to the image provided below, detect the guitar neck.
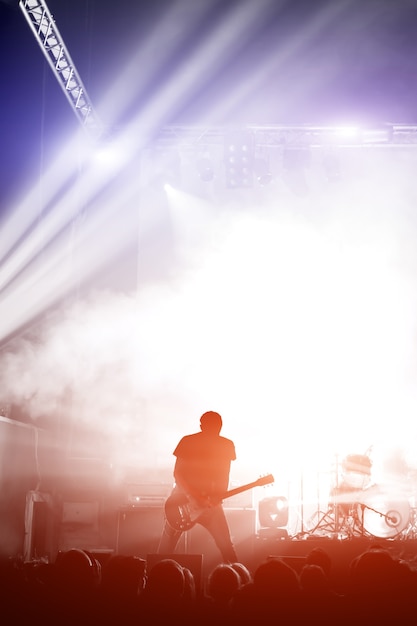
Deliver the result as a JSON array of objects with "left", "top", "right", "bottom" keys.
[{"left": 224, "top": 480, "right": 263, "bottom": 500}]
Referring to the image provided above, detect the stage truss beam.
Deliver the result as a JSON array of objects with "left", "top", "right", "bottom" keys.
[
  {"left": 150, "top": 124, "right": 417, "bottom": 151},
  {"left": 19, "top": 0, "right": 104, "bottom": 141}
]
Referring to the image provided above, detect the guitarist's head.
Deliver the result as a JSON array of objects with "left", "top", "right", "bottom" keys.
[{"left": 200, "top": 411, "right": 222, "bottom": 435}]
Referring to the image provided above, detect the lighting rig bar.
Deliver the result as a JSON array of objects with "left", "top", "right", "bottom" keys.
[
  {"left": 19, "top": 0, "right": 104, "bottom": 141},
  {"left": 152, "top": 123, "right": 417, "bottom": 150}
]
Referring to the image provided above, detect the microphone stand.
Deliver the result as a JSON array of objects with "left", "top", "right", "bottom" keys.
[{"left": 358, "top": 501, "right": 400, "bottom": 536}]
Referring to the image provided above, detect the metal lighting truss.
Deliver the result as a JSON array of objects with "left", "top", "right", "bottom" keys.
[
  {"left": 151, "top": 124, "right": 417, "bottom": 151},
  {"left": 19, "top": 0, "right": 104, "bottom": 141}
]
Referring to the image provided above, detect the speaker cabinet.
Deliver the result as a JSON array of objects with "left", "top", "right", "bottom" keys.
[{"left": 116, "top": 507, "right": 165, "bottom": 558}]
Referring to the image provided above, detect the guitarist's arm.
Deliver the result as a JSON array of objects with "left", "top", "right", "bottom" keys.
[{"left": 174, "top": 460, "right": 213, "bottom": 508}]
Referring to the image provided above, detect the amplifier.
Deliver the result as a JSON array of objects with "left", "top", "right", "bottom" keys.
[
  {"left": 126, "top": 496, "right": 166, "bottom": 508},
  {"left": 124, "top": 483, "right": 171, "bottom": 507},
  {"left": 116, "top": 507, "right": 165, "bottom": 557}
]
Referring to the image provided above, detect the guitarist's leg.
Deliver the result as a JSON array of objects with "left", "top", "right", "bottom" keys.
[
  {"left": 157, "top": 519, "right": 182, "bottom": 555},
  {"left": 199, "top": 504, "right": 238, "bottom": 563}
]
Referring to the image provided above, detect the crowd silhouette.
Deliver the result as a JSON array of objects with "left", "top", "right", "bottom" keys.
[{"left": 0, "top": 543, "right": 416, "bottom": 625}]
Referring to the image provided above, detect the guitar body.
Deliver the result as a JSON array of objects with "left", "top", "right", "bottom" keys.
[
  {"left": 165, "top": 491, "right": 211, "bottom": 532},
  {"left": 165, "top": 474, "right": 274, "bottom": 532}
]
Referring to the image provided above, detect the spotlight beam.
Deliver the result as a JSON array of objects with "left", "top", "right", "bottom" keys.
[
  {"left": 0, "top": 136, "right": 83, "bottom": 267},
  {"left": 0, "top": 135, "right": 138, "bottom": 296},
  {"left": 198, "top": 0, "right": 352, "bottom": 124},
  {"left": 116, "top": 0, "right": 281, "bottom": 138},
  {"left": 0, "top": 157, "right": 142, "bottom": 344}
]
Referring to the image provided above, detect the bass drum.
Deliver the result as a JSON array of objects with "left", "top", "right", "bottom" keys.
[{"left": 357, "top": 485, "right": 410, "bottom": 538}]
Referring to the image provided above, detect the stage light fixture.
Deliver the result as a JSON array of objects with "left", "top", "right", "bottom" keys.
[
  {"left": 259, "top": 496, "right": 289, "bottom": 528},
  {"left": 224, "top": 131, "right": 254, "bottom": 189}
]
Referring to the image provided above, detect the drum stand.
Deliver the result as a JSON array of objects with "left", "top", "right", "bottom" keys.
[
  {"left": 306, "top": 500, "right": 360, "bottom": 539},
  {"left": 305, "top": 455, "right": 365, "bottom": 539}
]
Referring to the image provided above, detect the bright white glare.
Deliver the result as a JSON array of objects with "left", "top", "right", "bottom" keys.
[
  {"left": 91, "top": 141, "right": 131, "bottom": 171},
  {"left": 333, "top": 126, "right": 359, "bottom": 138}
]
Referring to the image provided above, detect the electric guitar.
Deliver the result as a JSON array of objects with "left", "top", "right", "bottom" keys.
[{"left": 165, "top": 473, "right": 274, "bottom": 531}]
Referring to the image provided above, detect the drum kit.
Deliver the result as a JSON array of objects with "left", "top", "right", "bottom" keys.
[{"left": 308, "top": 453, "right": 416, "bottom": 540}]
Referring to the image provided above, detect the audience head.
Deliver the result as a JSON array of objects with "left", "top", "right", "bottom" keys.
[
  {"left": 305, "top": 547, "right": 332, "bottom": 578},
  {"left": 54, "top": 548, "right": 101, "bottom": 594},
  {"left": 230, "top": 562, "right": 253, "bottom": 585},
  {"left": 299, "top": 563, "right": 329, "bottom": 593},
  {"left": 100, "top": 555, "right": 147, "bottom": 598},
  {"left": 349, "top": 547, "right": 397, "bottom": 594},
  {"left": 207, "top": 563, "right": 241, "bottom": 603},
  {"left": 253, "top": 558, "right": 300, "bottom": 598},
  {"left": 145, "top": 558, "right": 185, "bottom": 601}
]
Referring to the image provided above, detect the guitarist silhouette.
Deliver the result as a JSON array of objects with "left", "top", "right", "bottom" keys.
[{"left": 157, "top": 411, "right": 239, "bottom": 563}]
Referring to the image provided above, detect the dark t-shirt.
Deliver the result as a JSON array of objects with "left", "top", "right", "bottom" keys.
[{"left": 173, "top": 431, "right": 236, "bottom": 497}]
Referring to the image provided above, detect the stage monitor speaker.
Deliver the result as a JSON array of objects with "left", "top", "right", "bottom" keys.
[
  {"left": 147, "top": 553, "right": 203, "bottom": 594},
  {"left": 116, "top": 507, "right": 165, "bottom": 558}
]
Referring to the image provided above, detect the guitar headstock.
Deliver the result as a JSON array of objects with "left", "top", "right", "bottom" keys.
[{"left": 256, "top": 473, "right": 274, "bottom": 487}]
